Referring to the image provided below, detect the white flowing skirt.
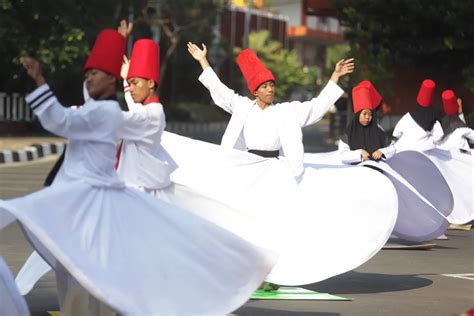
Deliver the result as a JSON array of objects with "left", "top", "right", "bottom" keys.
[
  {"left": 424, "top": 148, "right": 474, "bottom": 224},
  {"left": 0, "top": 180, "right": 276, "bottom": 315},
  {"left": 157, "top": 132, "right": 398, "bottom": 286},
  {"left": 305, "top": 150, "right": 452, "bottom": 242}
]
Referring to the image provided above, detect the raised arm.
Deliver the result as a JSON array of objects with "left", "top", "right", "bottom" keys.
[
  {"left": 120, "top": 55, "right": 142, "bottom": 112},
  {"left": 21, "top": 57, "right": 120, "bottom": 140},
  {"left": 293, "top": 59, "right": 354, "bottom": 127},
  {"left": 187, "top": 42, "right": 250, "bottom": 114}
]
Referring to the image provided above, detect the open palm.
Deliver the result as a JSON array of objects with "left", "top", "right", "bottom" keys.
[
  {"left": 334, "top": 58, "right": 355, "bottom": 77},
  {"left": 187, "top": 42, "right": 207, "bottom": 61}
]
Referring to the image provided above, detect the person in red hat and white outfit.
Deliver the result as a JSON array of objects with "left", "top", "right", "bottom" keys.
[
  {"left": 3, "top": 24, "right": 277, "bottom": 316},
  {"left": 187, "top": 42, "right": 354, "bottom": 181},
  {"left": 338, "top": 83, "right": 395, "bottom": 164},
  {"left": 392, "top": 79, "right": 444, "bottom": 151},
  {"left": 431, "top": 89, "right": 473, "bottom": 225},
  {"left": 116, "top": 38, "right": 174, "bottom": 194},
  {"left": 183, "top": 42, "right": 402, "bottom": 289},
  {"left": 437, "top": 90, "right": 474, "bottom": 151}
]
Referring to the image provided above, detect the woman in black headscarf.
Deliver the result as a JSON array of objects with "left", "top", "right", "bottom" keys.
[
  {"left": 438, "top": 91, "right": 474, "bottom": 151},
  {"left": 339, "top": 84, "right": 395, "bottom": 164},
  {"left": 392, "top": 79, "right": 444, "bottom": 151}
]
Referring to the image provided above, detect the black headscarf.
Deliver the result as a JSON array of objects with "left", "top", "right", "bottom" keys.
[
  {"left": 341, "top": 111, "right": 389, "bottom": 155},
  {"left": 409, "top": 105, "right": 437, "bottom": 131},
  {"left": 440, "top": 114, "right": 467, "bottom": 139}
]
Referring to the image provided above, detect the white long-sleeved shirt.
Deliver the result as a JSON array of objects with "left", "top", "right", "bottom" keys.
[
  {"left": 198, "top": 67, "right": 344, "bottom": 177},
  {"left": 25, "top": 84, "right": 124, "bottom": 188},
  {"left": 338, "top": 139, "right": 396, "bottom": 164},
  {"left": 116, "top": 81, "right": 173, "bottom": 190},
  {"left": 392, "top": 112, "right": 444, "bottom": 152}
]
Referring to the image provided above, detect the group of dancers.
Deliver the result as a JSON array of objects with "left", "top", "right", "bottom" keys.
[{"left": 0, "top": 20, "right": 472, "bottom": 315}]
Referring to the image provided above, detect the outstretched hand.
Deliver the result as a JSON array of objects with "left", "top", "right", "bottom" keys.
[
  {"left": 20, "top": 57, "right": 46, "bottom": 87},
  {"left": 187, "top": 42, "right": 207, "bottom": 61},
  {"left": 330, "top": 58, "right": 355, "bottom": 84},
  {"left": 121, "top": 55, "right": 130, "bottom": 80},
  {"left": 117, "top": 19, "right": 133, "bottom": 38},
  {"left": 187, "top": 42, "right": 210, "bottom": 70}
]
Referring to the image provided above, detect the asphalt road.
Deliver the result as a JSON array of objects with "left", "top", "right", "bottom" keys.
[{"left": 0, "top": 151, "right": 473, "bottom": 316}]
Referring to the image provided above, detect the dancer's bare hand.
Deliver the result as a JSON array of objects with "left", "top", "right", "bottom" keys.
[
  {"left": 187, "top": 42, "right": 207, "bottom": 61},
  {"left": 117, "top": 20, "right": 133, "bottom": 38},
  {"left": 371, "top": 150, "right": 384, "bottom": 160},
  {"left": 361, "top": 149, "right": 370, "bottom": 161},
  {"left": 330, "top": 58, "right": 355, "bottom": 84},
  {"left": 20, "top": 57, "right": 46, "bottom": 86}
]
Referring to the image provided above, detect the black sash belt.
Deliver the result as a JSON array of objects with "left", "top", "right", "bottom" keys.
[{"left": 248, "top": 149, "right": 279, "bottom": 158}]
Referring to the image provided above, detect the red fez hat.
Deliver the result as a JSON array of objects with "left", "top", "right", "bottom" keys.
[
  {"left": 442, "top": 90, "right": 458, "bottom": 116},
  {"left": 359, "top": 80, "right": 382, "bottom": 110},
  {"left": 416, "top": 79, "right": 436, "bottom": 107},
  {"left": 127, "top": 39, "right": 160, "bottom": 85},
  {"left": 236, "top": 48, "right": 275, "bottom": 93},
  {"left": 352, "top": 85, "right": 372, "bottom": 113},
  {"left": 83, "top": 29, "right": 126, "bottom": 80}
]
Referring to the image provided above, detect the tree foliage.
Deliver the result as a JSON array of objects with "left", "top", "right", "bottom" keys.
[
  {"left": 331, "top": 0, "right": 474, "bottom": 91},
  {"left": 0, "top": 0, "right": 143, "bottom": 102},
  {"left": 0, "top": 0, "right": 225, "bottom": 109},
  {"left": 236, "top": 30, "right": 318, "bottom": 101}
]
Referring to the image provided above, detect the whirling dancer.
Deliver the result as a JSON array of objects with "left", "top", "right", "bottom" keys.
[
  {"left": 187, "top": 42, "right": 353, "bottom": 180},
  {"left": 336, "top": 84, "right": 452, "bottom": 242},
  {"left": 116, "top": 38, "right": 174, "bottom": 194},
  {"left": 338, "top": 84, "right": 395, "bottom": 164},
  {"left": 1, "top": 29, "right": 276, "bottom": 315},
  {"left": 438, "top": 90, "right": 474, "bottom": 151},
  {"left": 392, "top": 79, "right": 444, "bottom": 151},
  {"left": 427, "top": 90, "right": 473, "bottom": 224},
  {"left": 171, "top": 42, "right": 399, "bottom": 286}
]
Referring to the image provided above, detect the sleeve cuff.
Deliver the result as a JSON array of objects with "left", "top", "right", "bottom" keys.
[
  {"left": 25, "top": 84, "right": 56, "bottom": 111},
  {"left": 198, "top": 67, "right": 217, "bottom": 86}
]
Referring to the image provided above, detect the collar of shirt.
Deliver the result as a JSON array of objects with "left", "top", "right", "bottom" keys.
[{"left": 143, "top": 96, "right": 159, "bottom": 106}]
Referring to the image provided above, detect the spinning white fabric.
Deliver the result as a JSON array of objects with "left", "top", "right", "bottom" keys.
[
  {"left": 1, "top": 84, "right": 276, "bottom": 315},
  {"left": 157, "top": 132, "right": 399, "bottom": 286},
  {"left": 0, "top": 257, "right": 30, "bottom": 316},
  {"left": 305, "top": 150, "right": 453, "bottom": 242},
  {"left": 424, "top": 148, "right": 473, "bottom": 224}
]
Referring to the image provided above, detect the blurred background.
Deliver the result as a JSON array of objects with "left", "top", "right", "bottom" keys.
[{"left": 1, "top": 0, "right": 473, "bottom": 139}]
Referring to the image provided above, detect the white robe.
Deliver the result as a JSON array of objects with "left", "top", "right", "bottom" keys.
[
  {"left": 1, "top": 84, "right": 277, "bottom": 315},
  {"left": 156, "top": 132, "right": 399, "bottom": 286},
  {"left": 198, "top": 67, "right": 344, "bottom": 178},
  {"left": 304, "top": 150, "right": 453, "bottom": 242},
  {"left": 392, "top": 112, "right": 444, "bottom": 152},
  {"left": 393, "top": 114, "right": 473, "bottom": 224},
  {"left": 424, "top": 148, "right": 474, "bottom": 224},
  {"left": 437, "top": 127, "right": 474, "bottom": 151},
  {"left": 116, "top": 82, "right": 174, "bottom": 190}
]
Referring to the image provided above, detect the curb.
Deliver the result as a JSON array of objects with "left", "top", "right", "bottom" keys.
[{"left": 0, "top": 142, "right": 65, "bottom": 164}]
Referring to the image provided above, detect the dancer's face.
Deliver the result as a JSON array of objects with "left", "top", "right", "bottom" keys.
[
  {"left": 254, "top": 80, "right": 275, "bottom": 105},
  {"left": 127, "top": 77, "right": 155, "bottom": 103},
  {"left": 358, "top": 109, "right": 373, "bottom": 126},
  {"left": 84, "top": 68, "right": 116, "bottom": 100}
]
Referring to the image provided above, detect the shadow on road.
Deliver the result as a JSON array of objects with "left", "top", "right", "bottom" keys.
[{"left": 305, "top": 271, "right": 433, "bottom": 294}]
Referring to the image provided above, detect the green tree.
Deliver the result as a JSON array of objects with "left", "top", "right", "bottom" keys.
[
  {"left": 0, "top": 0, "right": 142, "bottom": 103},
  {"left": 236, "top": 30, "right": 317, "bottom": 101},
  {"left": 331, "top": 0, "right": 474, "bottom": 91},
  {"left": 0, "top": 0, "right": 225, "bottom": 110}
]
